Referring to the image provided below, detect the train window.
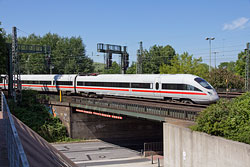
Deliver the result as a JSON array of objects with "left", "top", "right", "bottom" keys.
[
  {"left": 131, "top": 83, "right": 151, "bottom": 89},
  {"left": 83, "top": 82, "right": 130, "bottom": 88},
  {"left": 0, "top": 77, "right": 2, "bottom": 83},
  {"left": 40, "top": 81, "right": 51, "bottom": 85},
  {"left": 22, "top": 80, "right": 51, "bottom": 85},
  {"left": 56, "top": 81, "right": 73, "bottom": 86},
  {"left": 77, "top": 81, "right": 85, "bottom": 86},
  {"left": 162, "top": 84, "right": 186, "bottom": 90},
  {"left": 194, "top": 77, "right": 212, "bottom": 89},
  {"left": 162, "top": 83, "right": 178, "bottom": 90},
  {"left": 186, "top": 84, "right": 202, "bottom": 91},
  {"left": 162, "top": 83, "right": 201, "bottom": 91}
]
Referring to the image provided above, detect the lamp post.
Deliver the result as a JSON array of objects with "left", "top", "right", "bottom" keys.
[{"left": 206, "top": 37, "right": 215, "bottom": 72}]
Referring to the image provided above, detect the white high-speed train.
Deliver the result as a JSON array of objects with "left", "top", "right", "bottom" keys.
[{"left": 0, "top": 74, "right": 219, "bottom": 104}]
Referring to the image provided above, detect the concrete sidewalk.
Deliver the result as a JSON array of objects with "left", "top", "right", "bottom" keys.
[
  {"left": 53, "top": 141, "right": 164, "bottom": 167},
  {"left": 0, "top": 111, "right": 9, "bottom": 167}
]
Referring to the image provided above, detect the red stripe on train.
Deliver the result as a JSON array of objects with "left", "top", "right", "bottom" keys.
[
  {"left": 132, "top": 89, "right": 207, "bottom": 95},
  {"left": 1, "top": 84, "right": 207, "bottom": 95}
]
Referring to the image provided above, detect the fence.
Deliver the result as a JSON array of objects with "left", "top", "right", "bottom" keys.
[
  {"left": 144, "top": 142, "right": 163, "bottom": 156},
  {"left": 1, "top": 92, "right": 29, "bottom": 167}
]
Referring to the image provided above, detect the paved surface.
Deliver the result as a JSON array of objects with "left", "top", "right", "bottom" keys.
[
  {"left": 0, "top": 111, "right": 9, "bottom": 167},
  {"left": 53, "top": 141, "right": 164, "bottom": 167}
]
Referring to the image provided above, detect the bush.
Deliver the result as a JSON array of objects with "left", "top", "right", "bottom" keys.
[
  {"left": 9, "top": 90, "right": 68, "bottom": 142},
  {"left": 191, "top": 92, "right": 250, "bottom": 144}
]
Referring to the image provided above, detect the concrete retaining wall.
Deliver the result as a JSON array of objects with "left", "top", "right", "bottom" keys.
[
  {"left": 164, "top": 123, "right": 250, "bottom": 167},
  {"left": 51, "top": 103, "right": 72, "bottom": 137}
]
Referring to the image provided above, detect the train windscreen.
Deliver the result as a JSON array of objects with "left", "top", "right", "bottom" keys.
[{"left": 194, "top": 77, "right": 212, "bottom": 89}]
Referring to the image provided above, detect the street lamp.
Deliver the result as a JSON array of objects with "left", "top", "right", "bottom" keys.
[{"left": 206, "top": 37, "right": 215, "bottom": 72}]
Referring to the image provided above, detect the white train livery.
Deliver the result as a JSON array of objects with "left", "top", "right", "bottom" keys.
[{"left": 0, "top": 74, "right": 219, "bottom": 104}]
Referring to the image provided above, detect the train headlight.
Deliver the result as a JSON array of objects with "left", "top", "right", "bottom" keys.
[{"left": 207, "top": 91, "right": 212, "bottom": 95}]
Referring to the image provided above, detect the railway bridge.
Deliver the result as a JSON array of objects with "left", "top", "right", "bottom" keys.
[{"left": 43, "top": 94, "right": 200, "bottom": 146}]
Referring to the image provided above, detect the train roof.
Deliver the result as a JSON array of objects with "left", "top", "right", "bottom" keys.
[{"left": 13, "top": 74, "right": 201, "bottom": 82}]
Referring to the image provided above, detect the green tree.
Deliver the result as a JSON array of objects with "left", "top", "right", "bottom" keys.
[
  {"left": 207, "top": 68, "right": 244, "bottom": 90},
  {"left": 191, "top": 92, "right": 250, "bottom": 144},
  {"left": 143, "top": 45, "right": 175, "bottom": 74},
  {"left": 159, "top": 52, "right": 209, "bottom": 79},
  {"left": 218, "top": 61, "right": 236, "bottom": 73},
  {"left": 8, "top": 33, "right": 94, "bottom": 74},
  {"left": 93, "top": 62, "right": 105, "bottom": 73},
  {"left": 126, "top": 62, "right": 137, "bottom": 74},
  {"left": 104, "top": 61, "right": 121, "bottom": 74},
  {"left": 0, "top": 22, "right": 8, "bottom": 74},
  {"left": 235, "top": 51, "right": 247, "bottom": 77}
]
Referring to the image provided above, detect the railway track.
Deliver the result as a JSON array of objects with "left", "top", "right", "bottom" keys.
[
  {"left": 217, "top": 92, "right": 244, "bottom": 98},
  {"left": 104, "top": 95, "right": 208, "bottom": 109},
  {"left": 61, "top": 95, "right": 206, "bottom": 112}
]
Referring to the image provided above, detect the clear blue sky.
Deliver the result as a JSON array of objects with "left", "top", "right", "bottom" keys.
[{"left": 1, "top": 0, "right": 250, "bottom": 67}]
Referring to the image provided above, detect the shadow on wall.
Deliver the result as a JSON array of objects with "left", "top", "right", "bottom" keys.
[{"left": 71, "top": 111, "right": 163, "bottom": 151}]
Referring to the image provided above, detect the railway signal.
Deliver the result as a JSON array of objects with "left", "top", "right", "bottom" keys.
[{"left": 97, "top": 43, "right": 129, "bottom": 74}]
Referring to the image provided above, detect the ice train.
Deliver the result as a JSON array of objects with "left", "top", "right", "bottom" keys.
[{"left": 0, "top": 74, "right": 219, "bottom": 104}]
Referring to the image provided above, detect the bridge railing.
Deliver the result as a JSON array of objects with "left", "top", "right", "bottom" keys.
[
  {"left": 1, "top": 92, "right": 30, "bottom": 167},
  {"left": 70, "top": 96, "right": 198, "bottom": 121}
]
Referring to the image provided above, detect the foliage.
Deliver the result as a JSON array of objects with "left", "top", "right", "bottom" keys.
[
  {"left": 6, "top": 33, "right": 94, "bottom": 74},
  {"left": 126, "top": 62, "right": 137, "bottom": 74},
  {"left": 218, "top": 61, "right": 236, "bottom": 73},
  {"left": 103, "top": 61, "right": 121, "bottom": 74},
  {"left": 0, "top": 22, "right": 8, "bottom": 74},
  {"left": 159, "top": 52, "right": 209, "bottom": 79},
  {"left": 143, "top": 45, "right": 175, "bottom": 74},
  {"left": 235, "top": 51, "right": 247, "bottom": 77},
  {"left": 207, "top": 68, "right": 245, "bottom": 90},
  {"left": 191, "top": 92, "right": 250, "bottom": 144},
  {"left": 9, "top": 90, "right": 69, "bottom": 142},
  {"left": 93, "top": 62, "right": 105, "bottom": 73}
]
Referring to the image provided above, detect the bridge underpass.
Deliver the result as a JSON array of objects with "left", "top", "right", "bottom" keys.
[{"left": 45, "top": 94, "right": 197, "bottom": 155}]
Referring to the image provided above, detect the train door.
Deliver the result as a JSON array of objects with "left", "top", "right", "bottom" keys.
[{"left": 154, "top": 77, "right": 161, "bottom": 98}]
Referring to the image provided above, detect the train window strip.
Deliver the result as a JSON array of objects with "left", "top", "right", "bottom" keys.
[
  {"left": 77, "top": 81, "right": 152, "bottom": 89},
  {"left": 77, "top": 81, "right": 130, "bottom": 88},
  {"left": 131, "top": 83, "right": 151, "bottom": 89},
  {"left": 21, "top": 80, "right": 52, "bottom": 85},
  {"left": 162, "top": 83, "right": 202, "bottom": 92},
  {"left": 55, "top": 81, "right": 73, "bottom": 86}
]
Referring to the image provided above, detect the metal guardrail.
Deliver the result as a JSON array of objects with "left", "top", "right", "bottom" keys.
[
  {"left": 61, "top": 96, "right": 198, "bottom": 121},
  {"left": 72, "top": 97, "right": 198, "bottom": 121},
  {"left": 1, "top": 92, "right": 30, "bottom": 167}
]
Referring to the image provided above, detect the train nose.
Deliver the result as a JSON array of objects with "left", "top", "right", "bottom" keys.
[{"left": 210, "top": 90, "right": 219, "bottom": 102}]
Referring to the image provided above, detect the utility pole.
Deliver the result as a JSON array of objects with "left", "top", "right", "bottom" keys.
[
  {"left": 11, "top": 27, "right": 19, "bottom": 101},
  {"left": 206, "top": 37, "right": 215, "bottom": 72},
  {"left": 212, "top": 51, "right": 219, "bottom": 68},
  {"left": 245, "top": 42, "right": 250, "bottom": 91},
  {"left": 136, "top": 41, "right": 143, "bottom": 74}
]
